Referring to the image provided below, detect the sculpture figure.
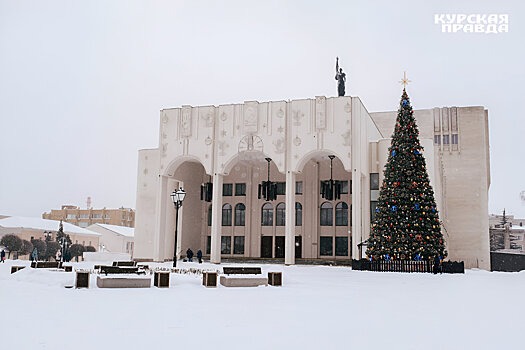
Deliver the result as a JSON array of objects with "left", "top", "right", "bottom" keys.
[{"left": 335, "top": 57, "right": 346, "bottom": 96}]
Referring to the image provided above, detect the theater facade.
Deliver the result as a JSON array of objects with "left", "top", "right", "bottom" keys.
[{"left": 134, "top": 95, "right": 491, "bottom": 269}]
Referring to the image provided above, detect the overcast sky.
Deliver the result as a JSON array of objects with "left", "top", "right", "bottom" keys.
[{"left": 1, "top": 0, "right": 524, "bottom": 218}]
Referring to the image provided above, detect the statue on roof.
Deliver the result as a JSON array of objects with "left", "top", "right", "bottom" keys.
[{"left": 335, "top": 57, "right": 346, "bottom": 97}]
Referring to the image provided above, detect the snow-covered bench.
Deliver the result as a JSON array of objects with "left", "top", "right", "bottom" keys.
[
  {"left": 220, "top": 267, "right": 268, "bottom": 287},
  {"left": 96, "top": 275, "right": 151, "bottom": 288},
  {"left": 11, "top": 266, "right": 25, "bottom": 274},
  {"left": 112, "top": 261, "right": 136, "bottom": 267},
  {"left": 31, "top": 261, "right": 62, "bottom": 269},
  {"left": 99, "top": 265, "right": 144, "bottom": 275}
]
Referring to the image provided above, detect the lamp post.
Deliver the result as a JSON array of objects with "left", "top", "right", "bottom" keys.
[
  {"left": 170, "top": 188, "right": 186, "bottom": 267},
  {"left": 59, "top": 237, "right": 68, "bottom": 263}
]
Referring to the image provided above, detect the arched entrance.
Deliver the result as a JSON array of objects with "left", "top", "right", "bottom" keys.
[{"left": 295, "top": 151, "right": 352, "bottom": 261}]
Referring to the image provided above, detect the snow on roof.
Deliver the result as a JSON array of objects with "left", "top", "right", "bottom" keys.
[
  {"left": 0, "top": 216, "right": 101, "bottom": 236},
  {"left": 90, "top": 223, "right": 134, "bottom": 237}
]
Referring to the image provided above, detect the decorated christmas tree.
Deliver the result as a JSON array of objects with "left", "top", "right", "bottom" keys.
[{"left": 366, "top": 88, "right": 447, "bottom": 261}]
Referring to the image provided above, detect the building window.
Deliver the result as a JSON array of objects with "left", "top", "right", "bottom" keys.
[
  {"left": 235, "top": 183, "right": 246, "bottom": 196},
  {"left": 370, "top": 173, "right": 379, "bottom": 190},
  {"left": 443, "top": 135, "right": 450, "bottom": 145},
  {"left": 295, "top": 181, "right": 303, "bottom": 195},
  {"left": 78, "top": 222, "right": 88, "bottom": 228},
  {"left": 222, "top": 204, "right": 232, "bottom": 226},
  {"left": 207, "top": 205, "right": 212, "bottom": 226},
  {"left": 79, "top": 214, "right": 89, "bottom": 219},
  {"left": 295, "top": 202, "right": 302, "bottom": 226},
  {"left": 206, "top": 236, "right": 211, "bottom": 254},
  {"left": 276, "top": 203, "right": 285, "bottom": 226},
  {"left": 261, "top": 203, "right": 273, "bottom": 226},
  {"left": 221, "top": 236, "right": 231, "bottom": 254},
  {"left": 234, "top": 236, "right": 245, "bottom": 255},
  {"left": 340, "top": 180, "right": 349, "bottom": 194},
  {"left": 223, "top": 183, "right": 233, "bottom": 196},
  {"left": 66, "top": 214, "right": 76, "bottom": 219},
  {"left": 275, "top": 182, "right": 286, "bottom": 195},
  {"left": 234, "top": 203, "right": 246, "bottom": 226},
  {"left": 434, "top": 135, "right": 441, "bottom": 145},
  {"left": 335, "top": 202, "right": 348, "bottom": 226},
  {"left": 320, "top": 237, "right": 333, "bottom": 256},
  {"left": 92, "top": 214, "right": 102, "bottom": 219},
  {"left": 370, "top": 201, "right": 378, "bottom": 222},
  {"left": 451, "top": 134, "right": 458, "bottom": 144},
  {"left": 320, "top": 202, "right": 333, "bottom": 226},
  {"left": 335, "top": 237, "right": 349, "bottom": 256}
]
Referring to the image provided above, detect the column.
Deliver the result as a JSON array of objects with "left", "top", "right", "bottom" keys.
[
  {"left": 153, "top": 175, "right": 169, "bottom": 261},
  {"left": 210, "top": 173, "right": 223, "bottom": 264},
  {"left": 285, "top": 171, "right": 296, "bottom": 265}
]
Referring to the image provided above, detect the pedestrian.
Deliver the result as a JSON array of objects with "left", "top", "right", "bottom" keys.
[
  {"left": 31, "top": 247, "right": 38, "bottom": 262},
  {"left": 186, "top": 248, "right": 194, "bottom": 262},
  {"left": 197, "top": 249, "right": 203, "bottom": 264},
  {"left": 433, "top": 255, "right": 442, "bottom": 274},
  {"left": 1, "top": 249, "right": 5, "bottom": 263},
  {"left": 55, "top": 249, "right": 62, "bottom": 262}
]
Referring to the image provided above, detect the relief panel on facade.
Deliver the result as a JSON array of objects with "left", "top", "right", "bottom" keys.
[
  {"left": 200, "top": 106, "right": 215, "bottom": 128},
  {"left": 243, "top": 101, "right": 259, "bottom": 134},
  {"left": 238, "top": 135, "right": 263, "bottom": 153},
  {"left": 315, "top": 96, "right": 327, "bottom": 130},
  {"left": 292, "top": 109, "right": 304, "bottom": 126},
  {"left": 180, "top": 106, "right": 192, "bottom": 138},
  {"left": 273, "top": 137, "right": 285, "bottom": 154}
]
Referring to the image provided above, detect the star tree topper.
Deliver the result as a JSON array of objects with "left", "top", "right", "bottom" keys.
[{"left": 399, "top": 71, "right": 411, "bottom": 88}]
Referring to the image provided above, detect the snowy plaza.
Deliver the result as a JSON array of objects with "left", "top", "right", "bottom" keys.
[{"left": 1, "top": 260, "right": 523, "bottom": 350}]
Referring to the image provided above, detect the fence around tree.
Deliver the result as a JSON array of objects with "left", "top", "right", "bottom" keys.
[{"left": 352, "top": 259, "right": 464, "bottom": 273}]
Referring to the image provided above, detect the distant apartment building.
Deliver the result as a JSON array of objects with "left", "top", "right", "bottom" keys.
[{"left": 43, "top": 205, "right": 135, "bottom": 228}]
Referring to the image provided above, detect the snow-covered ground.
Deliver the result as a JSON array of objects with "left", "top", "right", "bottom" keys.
[{"left": 1, "top": 260, "right": 523, "bottom": 350}]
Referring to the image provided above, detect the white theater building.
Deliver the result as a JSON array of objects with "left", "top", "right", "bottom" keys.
[{"left": 134, "top": 94, "right": 491, "bottom": 269}]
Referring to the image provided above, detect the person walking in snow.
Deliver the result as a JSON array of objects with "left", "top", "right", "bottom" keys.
[
  {"left": 31, "top": 247, "right": 38, "bottom": 262},
  {"left": 433, "top": 255, "right": 442, "bottom": 274},
  {"left": 1, "top": 249, "right": 5, "bottom": 263},
  {"left": 197, "top": 249, "right": 203, "bottom": 264},
  {"left": 186, "top": 248, "right": 194, "bottom": 262}
]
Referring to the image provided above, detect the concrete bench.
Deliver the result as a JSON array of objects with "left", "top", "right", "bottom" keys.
[
  {"left": 11, "top": 266, "right": 25, "bottom": 274},
  {"left": 112, "top": 261, "right": 137, "bottom": 267},
  {"left": 96, "top": 275, "right": 151, "bottom": 288},
  {"left": 220, "top": 267, "right": 268, "bottom": 287},
  {"left": 31, "top": 261, "right": 62, "bottom": 269},
  {"left": 100, "top": 266, "right": 142, "bottom": 275}
]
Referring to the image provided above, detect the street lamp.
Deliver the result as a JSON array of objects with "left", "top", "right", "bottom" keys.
[
  {"left": 170, "top": 188, "right": 186, "bottom": 267},
  {"left": 59, "top": 237, "right": 69, "bottom": 263}
]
